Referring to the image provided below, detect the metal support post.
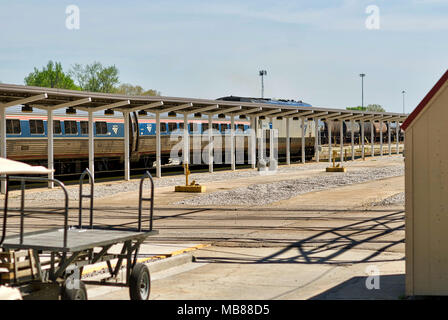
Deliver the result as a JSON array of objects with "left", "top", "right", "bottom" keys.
[
  {"left": 88, "top": 111, "right": 95, "bottom": 181},
  {"left": 208, "top": 114, "right": 213, "bottom": 173},
  {"left": 301, "top": 117, "right": 306, "bottom": 164},
  {"left": 47, "top": 110, "right": 54, "bottom": 188},
  {"left": 156, "top": 112, "right": 161, "bottom": 178}
]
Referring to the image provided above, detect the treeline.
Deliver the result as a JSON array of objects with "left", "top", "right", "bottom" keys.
[
  {"left": 24, "top": 60, "right": 160, "bottom": 96},
  {"left": 347, "top": 104, "right": 386, "bottom": 112}
]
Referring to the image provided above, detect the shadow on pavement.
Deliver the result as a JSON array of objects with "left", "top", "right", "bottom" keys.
[{"left": 309, "top": 274, "right": 405, "bottom": 300}]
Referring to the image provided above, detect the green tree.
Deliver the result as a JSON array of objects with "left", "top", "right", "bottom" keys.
[
  {"left": 346, "top": 104, "right": 386, "bottom": 112},
  {"left": 346, "top": 106, "right": 366, "bottom": 111},
  {"left": 70, "top": 62, "right": 119, "bottom": 93},
  {"left": 114, "top": 83, "right": 160, "bottom": 96},
  {"left": 24, "top": 61, "right": 79, "bottom": 89},
  {"left": 366, "top": 104, "right": 385, "bottom": 112}
]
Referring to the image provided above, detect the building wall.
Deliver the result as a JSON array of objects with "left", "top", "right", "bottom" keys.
[{"left": 406, "top": 82, "right": 448, "bottom": 295}]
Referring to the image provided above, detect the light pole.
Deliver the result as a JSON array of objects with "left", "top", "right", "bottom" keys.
[
  {"left": 402, "top": 90, "right": 406, "bottom": 114},
  {"left": 359, "top": 73, "right": 366, "bottom": 109},
  {"left": 259, "top": 70, "right": 267, "bottom": 98}
]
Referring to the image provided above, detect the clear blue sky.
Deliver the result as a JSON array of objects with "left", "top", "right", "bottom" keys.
[{"left": 0, "top": 0, "right": 447, "bottom": 113}]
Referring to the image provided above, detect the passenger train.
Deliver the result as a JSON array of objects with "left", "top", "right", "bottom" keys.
[{"left": 2, "top": 96, "right": 403, "bottom": 176}]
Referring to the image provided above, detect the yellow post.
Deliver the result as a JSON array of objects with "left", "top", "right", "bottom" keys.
[
  {"left": 175, "top": 163, "right": 206, "bottom": 192},
  {"left": 332, "top": 150, "right": 336, "bottom": 167},
  {"left": 184, "top": 163, "right": 190, "bottom": 186},
  {"left": 326, "top": 150, "right": 346, "bottom": 172}
]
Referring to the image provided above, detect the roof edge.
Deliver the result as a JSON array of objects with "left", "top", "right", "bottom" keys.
[{"left": 401, "top": 69, "right": 448, "bottom": 131}]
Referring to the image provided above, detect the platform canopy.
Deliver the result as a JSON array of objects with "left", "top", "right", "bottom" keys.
[
  {"left": 0, "top": 157, "right": 53, "bottom": 175},
  {"left": 0, "top": 83, "right": 408, "bottom": 120}
]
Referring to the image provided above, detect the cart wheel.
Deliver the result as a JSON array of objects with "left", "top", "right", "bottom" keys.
[
  {"left": 129, "top": 263, "right": 150, "bottom": 300},
  {"left": 61, "top": 280, "right": 88, "bottom": 300}
]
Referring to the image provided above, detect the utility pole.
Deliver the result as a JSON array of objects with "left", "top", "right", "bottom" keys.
[
  {"left": 359, "top": 73, "right": 366, "bottom": 109},
  {"left": 259, "top": 70, "right": 267, "bottom": 98},
  {"left": 402, "top": 90, "right": 406, "bottom": 114}
]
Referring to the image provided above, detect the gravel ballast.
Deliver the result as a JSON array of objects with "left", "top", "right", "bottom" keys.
[
  {"left": 8, "top": 162, "right": 333, "bottom": 203},
  {"left": 6, "top": 156, "right": 404, "bottom": 206},
  {"left": 175, "top": 165, "right": 404, "bottom": 206}
]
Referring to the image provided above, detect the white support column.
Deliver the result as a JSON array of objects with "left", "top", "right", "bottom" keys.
[
  {"left": 88, "top": 111, "right": 95, "bottom": 181},
  {"left": 208, "top": 114, "right": 213, "bottom": 173},
  {"left": 124, "top": 112, "right": 130, "bottom": 181},
  {"left": 371, "top": 121, "right": 374, "bottom": 157},
  {"left": 388, "top": 121, "right": 391, "bottom": 156},
  {"left": 183, "top": 113, "right": 189, "bottom": 174},
  {"left": 396, "top": 121, "right": 400, "bottom": 155},
  {"left": 301, "top": 117, "right": 306, "bottom": 164},
  {"left": 361, "top": 121, "right": 365, "bottom": 159},
  {"left": 0, "top": 107, "right": 6, "bottom": 194},
  {"left": 250, "top": 117, "right": 256, "bottom": 169},
  {"left": 315, "top": 118, "right": 319, "bottom": 162},
  {"left": 340, "top": 120, "right": 344, "bottom": 164},
  {"left": 380, "top": 120, "right": 383, "bottom": 157},
  {"left": 286, "top": 117, "right": 290, "bottom": 165},
  {"left": 328, "top": 121, "right": 332, "bottom": 164},
  {"left": 269, "top": 117, "right": 274, "bottom": 166},
  {"left": 47, "top": 110, "right": 54, "bottom": 188},
  {"left": 231, "top": 115, "right": 235, "bottom": 171},
  {"left": 258, "top": 118, "right": 264, "bottom": 164},
  {"left": 351, "top": 120, "right": 355, "bottom": 161},
  {"left": 156, "top": 112, "right": 161, "bottom": 178}
]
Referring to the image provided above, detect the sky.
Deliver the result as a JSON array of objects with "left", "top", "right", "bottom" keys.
[{"left": 0, "top": 0, "right": 447, "bottom": 114}]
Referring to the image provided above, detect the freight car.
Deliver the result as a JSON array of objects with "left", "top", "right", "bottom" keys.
[{"left": 320, "top": 119, "right": 404, "bottom": 145}]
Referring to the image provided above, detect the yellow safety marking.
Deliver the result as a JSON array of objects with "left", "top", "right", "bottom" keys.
[{"left": 81, "top": 244, "right": 210, "bottom": 276}]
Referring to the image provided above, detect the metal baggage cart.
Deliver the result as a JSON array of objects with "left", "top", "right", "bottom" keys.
[{"left": 0, "top": 158, "right": 157, "bottom": 300}]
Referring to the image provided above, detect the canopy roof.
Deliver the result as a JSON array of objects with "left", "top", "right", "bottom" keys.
[
  {"left": 0, "top": 157, "right": 54, "bottom": 175},
  {"left": 0, "top": 83, "right": 408, "bottom": 121}
]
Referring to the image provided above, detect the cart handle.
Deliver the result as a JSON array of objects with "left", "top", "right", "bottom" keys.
[
  {"left": 78, "top": 168, "right": 94, "bottom": 229},
  {"left": 0, "top": 176, "right": 70, "bottom": 249},
  {"left": 138, "top": 171, "right": 154, "bottom": 232}
]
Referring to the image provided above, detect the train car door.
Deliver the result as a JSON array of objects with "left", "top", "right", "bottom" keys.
[{"left": 129, "top": 112, "right": 139, "bottom": 157}]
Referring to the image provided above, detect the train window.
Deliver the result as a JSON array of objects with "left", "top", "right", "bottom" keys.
[
  {"left": 29, "top": 120, "right": 44, "bottom": 134},
  {"left": 235, "top": 124, "right": 244, "bottom": 131},
  {"left": 168, "top": 122, "right": 177, "bottom": 132},
  {"left": 202, "top": 123, "right": 209, "bottom": 132},
  {"left": 160, "top": 123, "right": 167, "bottom": 133},
  {"left": 6, "top": 119, "right": 21, "bottom": 134},
  {"left": 53, "top": 120, "right": 62, "bottom": 134},
  {"left": 220, "top": 124, "right": 228, "bottom": 133},
  {"left": 80, "top": 121, "right": 88, "bottom": 135},
  {"left": 178, "top": 123, "right": 184, "bottom": 130},
  {"left": 64, "top": 120, "right": 78, "bottom": 134},
  {"left": 95, "top": 122, "right": 108, "bottom": 135},
  {"left": 212, "top": 123, "right": 220, "bottom": 131}
]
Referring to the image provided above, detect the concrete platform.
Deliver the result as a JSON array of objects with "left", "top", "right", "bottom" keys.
[{"left": 0, "top": 155, "right": 406, "bottom": 300}]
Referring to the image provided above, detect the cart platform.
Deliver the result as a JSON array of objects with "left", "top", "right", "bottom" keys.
[
  {"left": 1, "top": 168, "right": 159, "bottom": 300},
  {"left": 1, "top": 228, "right": 159, "bottom": 252}
]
